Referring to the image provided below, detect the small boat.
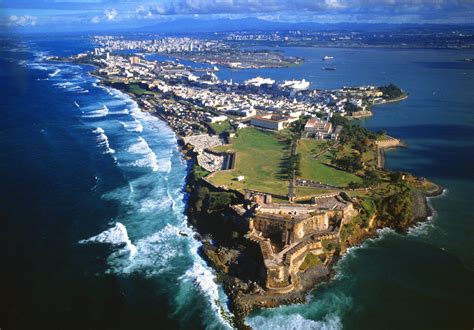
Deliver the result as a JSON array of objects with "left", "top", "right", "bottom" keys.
[
  {"left": 322, "top": 56, "right": 334, "bottom": 60},
  {"left": 323, "top": 67, "right": 336, "bottom": 71}
]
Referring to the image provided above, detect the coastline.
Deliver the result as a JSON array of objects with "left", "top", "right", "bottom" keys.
[
  {"left": 79, "top": 63, "right": 443, "bottom": 330},
  {"left": 373, "top": 93, "right": 409, "bottom": 105},
  {"left": 349, "top": 94, "right": 408, "bottom": 119}
]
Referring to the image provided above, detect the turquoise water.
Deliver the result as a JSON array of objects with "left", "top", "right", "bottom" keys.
[
  {"left": 1, "top": 36, "right": 473, "bottom": 330},
  {"left": 1, "top": 36, "right": 230, "bottom": 329},
  {"left": 235, "top": 48, "right": 474, "bottom": 329}
]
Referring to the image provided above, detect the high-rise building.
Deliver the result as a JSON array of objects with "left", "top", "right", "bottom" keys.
[{"left": 129, "top": 56, "right": 141, "bottom": 65}]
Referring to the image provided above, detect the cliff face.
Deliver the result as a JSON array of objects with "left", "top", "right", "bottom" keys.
[
  {"left": 185, "top": 172, "right": 361, "bottom": 328},
  {"left": 186, "top": 164, "right": 442, "bottom": 329}
]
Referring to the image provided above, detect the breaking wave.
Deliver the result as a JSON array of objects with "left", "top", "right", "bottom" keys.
[
  {"left": 93, "top": 127, "right": 115, "bottom": 154},
  {"left": 119, "top": 119, "right": 144, "bottom": 133},
  {"left": 127, "top": 137, "right": 159, "bottom": 171},
  {"left": 248, "top": 313, "right": 342, "bottom": 330},
  {"left": 408, "top": 188, "right": 448, "bottom": 237},
  {"left": 79, "top": 222, "right": 137, "bottom": 259},
  {"left": 21, "top": 48, "right": 231, "bottom": 328},
  {"left": 83, "top": 105, "right": 109, "bottom": 118},
  {"left": 107, "top": 108, "right": 129, "bottom": 116},
  {"left": 49, "top": 68, "right": 61, "bottom": 77}
]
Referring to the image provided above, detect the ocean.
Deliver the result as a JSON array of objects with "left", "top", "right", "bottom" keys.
[{"left": 1, "top": 35, "right": 473, "bottom": 329}]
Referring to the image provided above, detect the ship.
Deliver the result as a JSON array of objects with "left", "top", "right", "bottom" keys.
[
  {"left": 245, "top": 76, "right": 275, "bottom": 87},
  {"left": 322, "top": 56, "right": 334, "bottom": 60},
  {"left": 280, "top": 79, "right": 310, "bottom": 91},
  {"left": 323, "top": 67, "right": 336, "bottom": 71}
]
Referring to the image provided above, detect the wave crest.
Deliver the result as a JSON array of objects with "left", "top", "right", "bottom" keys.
[{"left": 79, "top": 222, "right": 137, "bottom": 259}]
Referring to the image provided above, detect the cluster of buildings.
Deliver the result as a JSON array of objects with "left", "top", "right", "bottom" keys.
[
  {"left": 92, "top": 36, "right": 225, "bottom": 54},
  {"left": 304, "top": 117, "right": 342, "bottom": 140},
  {"left": 250, "top": 114, "right": 299, "bottom": 131},
  {"left": 84, "top": 37, "right": 386, "bottom": 131},
  {"left": 70, "top": 39, "right": 386, "bottom": 142},
  {"left": 182, "top": 134, "right": 226, "bottom": 172}
]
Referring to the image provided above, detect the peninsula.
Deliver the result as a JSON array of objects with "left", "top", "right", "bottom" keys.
[{"left": 50, "top": 37, "right": 442, "bottom": 329}]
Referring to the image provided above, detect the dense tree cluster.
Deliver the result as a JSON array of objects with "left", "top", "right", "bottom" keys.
[
  {"left": 333, "top": 154, "right": 363, "bottom": 173},
  {"left": 375, "top": 187, "right": 414, "bottom": 230},
  {"left": 379, "top": 83, "right": 404, "bottom": 100},
  {"left": 288, "top": 119, "right": 305, "bottom": 179}
]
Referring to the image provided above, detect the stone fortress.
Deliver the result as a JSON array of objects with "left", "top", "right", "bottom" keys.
[{"left": 238, "top": 192, "right": 357, "bottom": 293}]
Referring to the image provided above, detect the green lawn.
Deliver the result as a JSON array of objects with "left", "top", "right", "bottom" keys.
[
  {"left": 209, "top": 120, "right": 232, "bottom": 135},
  {"left": 209, "top": 127, "right": 290, "bottom": 195},
  {"left": 128, "top": 84, "right": 152, "bottom": 96},
  {"left": 298, "top": 139, "right": 361, "bottom": 187}
]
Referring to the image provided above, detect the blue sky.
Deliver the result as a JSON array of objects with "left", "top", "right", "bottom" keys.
[{"left": 1, "top": 0, "right": 474, "bottom": 30}]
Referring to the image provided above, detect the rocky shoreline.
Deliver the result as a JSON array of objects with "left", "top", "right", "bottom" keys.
[
  {"left": 84, "top": 69, "right": 443, "bottom": 330},
  {"left": 179, "top": 141, "right": 443, "bottom": 329}
]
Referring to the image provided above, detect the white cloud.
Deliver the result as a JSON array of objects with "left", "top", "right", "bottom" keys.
[
  {"left": 133, "top": 0, "right": 474, "bottom": 16},
  {"left": 91, "top": 15, "right": 101, "bottom": 24},
  {"left": 9, "top": 15, "right": 38, "bottom": 26},
  {"left": 104, "top": 8, "right": 118, "bottom": 21}
]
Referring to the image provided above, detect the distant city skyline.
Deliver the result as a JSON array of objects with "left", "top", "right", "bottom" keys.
[{"left": 1, "top": 0, "right": 474, "bottom": 31}]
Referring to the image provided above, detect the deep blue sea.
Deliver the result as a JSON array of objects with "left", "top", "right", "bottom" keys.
[{"left": 1, "top": 35, "right": 473, "bottom": 330}]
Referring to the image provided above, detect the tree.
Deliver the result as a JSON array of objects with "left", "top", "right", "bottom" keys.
[
  {"left": 204, "top": 192, "right": 235, "bottom": 213},
  {"left": 194, "top": 186, "right": 210, "bottom": 213},
  {"left": 375, "top": 188, "right": 413, "bottom": 230},
  {"left": 364, "top": 169, "right": 381, "bottom": 187},
  {"left": 379, "top": 83, "right": 403, "bottom": 100},
  {"left": 390, "top": 171, "right": 405, "bottom": 184},
  {"left": 348, "top": 181, "right": 362, "bottom": 189},
  {"left": 334, "top": 155, "right": 363, "bottom": 172}
]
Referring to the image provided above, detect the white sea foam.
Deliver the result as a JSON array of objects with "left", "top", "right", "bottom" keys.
[
  {"left": 179, "top": 226, "right": 233, "bottom": 329},
  {"left": 105, "top": 224, "right": 186, "bottom": 275},
  {"left": 167, "top": 190, "right": 177, "bottom": 211},
  {"left": 83, "top": 105, "right": 109, "bottom": 118},
  {"left": 119, "top": 119, "right": 143, "bottom": 132},
  {"left": 407, "top": 190, "right": 448, "bottom": 237},
  {"left": 127, "top": 137, "right": 153, "bottom": 154},
  {"left": 108, "top": 109, "right": 129, "bottom": 116},
  {"left": 407, "top": 221, "right": 437, "bottom": 237},
  {"left": 138, "top": 196, "right": 174, "bottom": 213},
  {"left": 71, "top": 75, "right": 231, "bottom": 327},
  {"left": 127, "top": 137, "right": 159, "bottom": 171},
  {"left": 53, "top": 81, "right": 74, "bottom": 88},
  {"left": 49, "top": 69, "right": 61, "bottom": 77},
  {"left": 27, "top": 63, "right": 49, "bottom": 71},
  {"left": 404, "top": 189, "right": 447, "bottom": 237},
  {"left": 104, "top": 99, "right": 128, "bottom": 107},
  {"left": 67, "top": 85, "right": 82, "bottom": 91},
  {"left": 93, "top": 127, "right": 115, "bottom": 154},
  {"left": 131, "top": 153, "right": 159, "bottom": 172},
  {"left": 93, "top": 127, "right": 105, "bottom": 134},
  {"left": 181, "top": 262, "right": 220, "bottom": 307},
  {"left": 79, "top": 222, "right": 137, "bottom": 259},
  {"left": 248, "top": 313, "right": 342, "bottom": 330}
]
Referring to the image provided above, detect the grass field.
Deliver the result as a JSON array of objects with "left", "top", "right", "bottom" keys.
[
  {"left": 298, "top": 139, "right": 361, "bottom": 187},
  {"left": 209, "top": 120, "right": 232, "bottom": 135},
  {"left": 128, "top": 84, "right": 152, "bottom": 96},
  {"left": 209, "top": 127, "right": 290, "bottom": 195}
]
